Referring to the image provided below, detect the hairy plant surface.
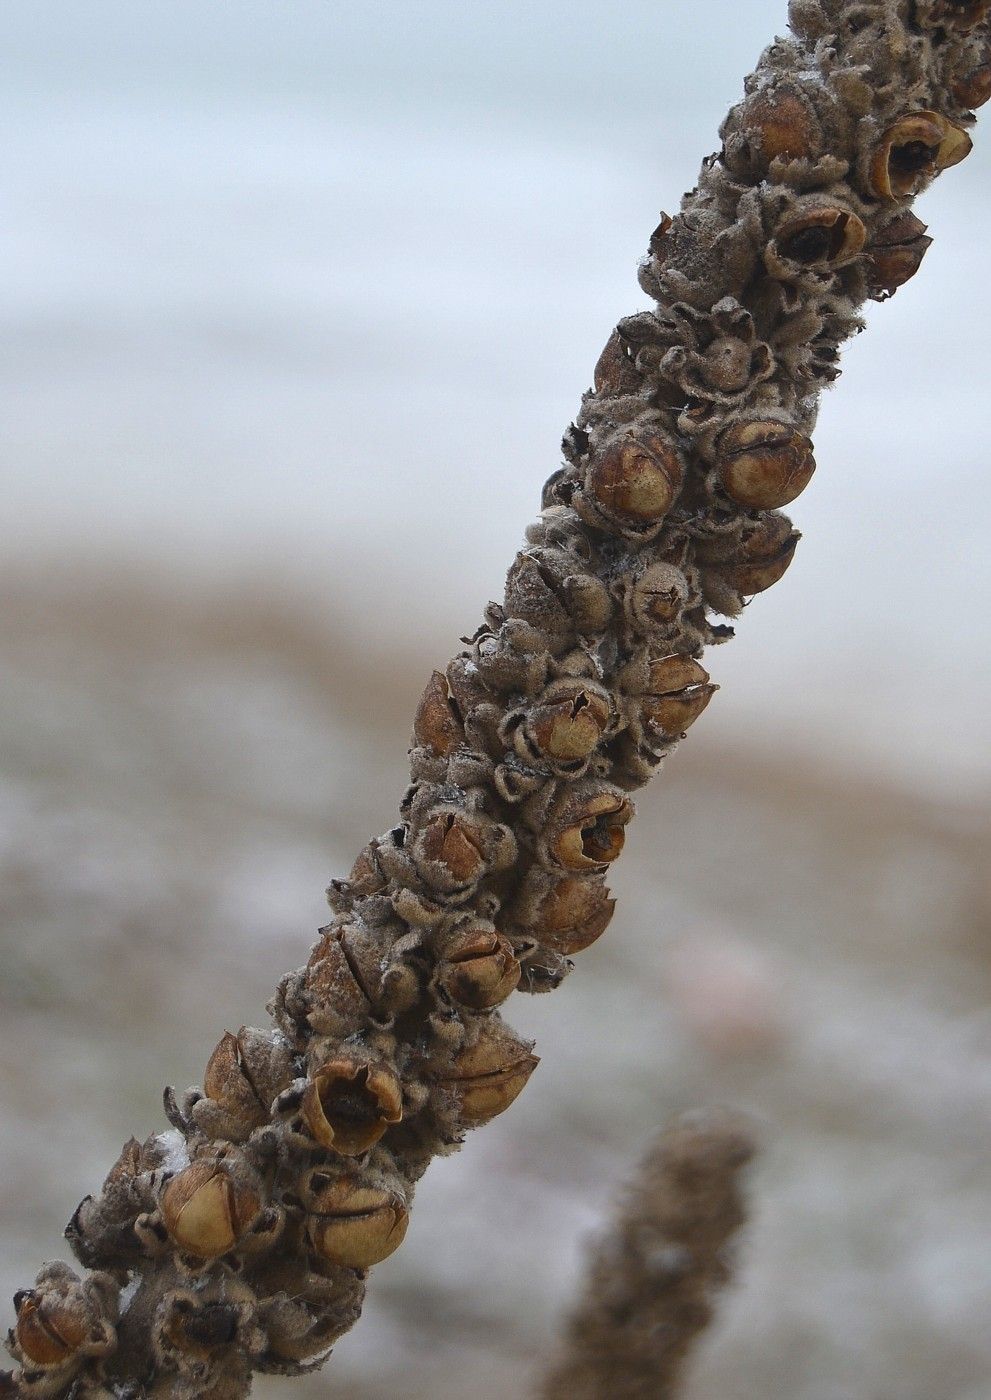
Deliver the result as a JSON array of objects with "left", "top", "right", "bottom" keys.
[{"left": 4, "top": 1, "right": 987, "bottom": 1395}]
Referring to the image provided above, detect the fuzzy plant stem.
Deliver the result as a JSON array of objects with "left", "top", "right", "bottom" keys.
[
  {"left": 5, "top": 2, "right": 987, "bottom": 1395},
  {"left": 539, "top": 1111, "right": 755, "bottom": 1400}
]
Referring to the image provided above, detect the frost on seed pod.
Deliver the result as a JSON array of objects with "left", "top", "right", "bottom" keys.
[
  {"left": 698, "top": 513, "right": 800, "bottom": 615},
  {"left": 433, "top": 1020, "right": 539, "bottom": 1128},
  {"left": 302, "top": 1172, "right": 410, "bottom": 1271},
  {"left": 867, "top": 110, "right": 972, "bottom": 199},
  {"left": 301, "top": 1059, "right": 403, "bottom": 1156},
  {"left": 436, "top": 924, "right": 521, "bottom": 1009},
  {"left": 626, "top": 561, "right": 692, "bottom": 637},
  {"left": 544, "top": 784, "right": 634, "bottom": 872},
  {"left": 192, "top": 1027, "right": 293, "bottom": 1142},
  {"left": 716, "top": 419, "right": 816, "bottom": 509},
  {"left": 575, "top": 430, "right": 685, "bottom": 539},
  {"left": 511, "top": 869, "right": 616, "bottom": 955},
  {"left": 11, "top": 1266, "right": 117, "bottom": 1375},
  {"left": 865, "top": 212, "right": 932, "bottom": 300},
  {"left": 636, "top": 655, "right": 717, "bottom": 741},
  {"left": 504, "top": 677, "right": 612, "bottom": 776},
  {"left": 159, "top": 1155, "right": 263, "bottom": 1260},
  {"left": 765, "top": 203, "right": 866, "bottom": 279}
]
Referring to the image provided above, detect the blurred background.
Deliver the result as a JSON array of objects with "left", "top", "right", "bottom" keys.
[{"left": 2, "top": 3, "right": 990, "bottom": 1396}]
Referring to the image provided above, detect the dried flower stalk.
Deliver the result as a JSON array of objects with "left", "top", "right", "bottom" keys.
[
  {"left": 540, "top": 1111, "right": 755, "bottom": 1400},
  {"left": 4, "top": 2, "right": 986, "bottom": 1395}
]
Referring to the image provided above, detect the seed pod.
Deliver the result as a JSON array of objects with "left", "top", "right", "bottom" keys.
[
  {"left": 867, "top": 110, "right": 972, "bottom": 199},
  {"left": 437, "top": 925, "right": 521, "bottom": 1009},
  {"left": 304, "top": 1175, "right": 410, "bottom": 1270},
  {"left": 343, "top": 842, "right": 388, "bottom": 899},
  {"left": 716, "top": 420, "right": 816, "bottom": 508},
  {"left": 639, "top": 655, "right": 717, "bottom": 739},
  {"left": 628, "top": 562, "right": 691, "bottom": 634},
  {"left": 739, "top": 82, "right": 822, "bottom": 164},
  {"left": 301, "top": 1059, "right": 403, "bottom": 1156},
  {"left": 412, "top": 671, "right": 464, "bottom": 759},
  {"left": 520, "top": 874, "right": 616, "bottom": 955},
  {"left": 578, "top": 431, "right": 685, "bottom": 538},
  {"left": 13, "top": 1291, "right": 89, "bottom": 1368},
  {"left": 513, "top": 678, "right": 612, "bottom": 771},
  {"left": 593, "top": 330, "right": 641, "bottom": 396},
  {"left": 951, "top": 46, "right": 991, "bottom": 108},
  {"left": 546, "top": 786, "right": 634, "bottom": 872},
  {"left": 436, "top": 1022, "right": 539, "bottom": 1127},
  {"left": 766, "top": 205, "right": 866, "bottom": 276},
  {"left": 920, "top": 0, "right": 990, "bottom": 29},
  {"left": 865, "top": 212, "right": 933, "bottom": 299},
  {"left": 159, "top": 1160, "right": 261, "bottom": 1260},
  {"left": 103, "top": 1136, "right": 143, "bottom": 1190},
  {"left": 699, "top": 513, "right": 800, "bottom": 601},
  {"left": 202, "top": 1027, "right": 292, "bottom": 1134}
]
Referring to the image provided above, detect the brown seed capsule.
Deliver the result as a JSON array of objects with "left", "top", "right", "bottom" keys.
[
  {"left": 160, "top": 1161, "right": 261, "bottom": 1260},
  {"left": 438, "top": 926, "right": 521, "bottom": 1009},
  {"left": 951, "top": 53, "right": 991, "bottom": 109},
  {"left": 345, "top": 842, "right": 388, "bottom": 898},
  {"left": 593, "top": 330, "right": 641, "bottom": 396},
  {"left": 716, "top": 420, "right": 816, "bottom": 509},
  {"left": 868, "top": 111, "right": 972, "bottom": 200},
  {"left": 640, "top": 655, "right": 717, "bottom": 739},
  {"left": 14, "top": 1292, "right": 88, "bottom": 1367},
  {"left": 582, "top": 433, "right": 685, "bottom": 533},
  {"left": 769, "top": 206, "right": 866, "bottom": 272},
  {"left": 438, "top": 1023, "right": 539, "bottom": 1127},
  {"left": 413, "top": 671, "right": 463, "bottom": 758},
  {"left": 203, "top": 1033, "right": 267, "bottom": 1133},
  {"left": 925, "top": 0, "right": 990, "bottom": 29},
  {"left": 305, "top": 1177, "right": 410, "bottom": 1270},
  {"left": 865, "top": 212, "right": 933, "bottom": 299},
  {"left": 520, "top": 680, "right": 611, "bottom": 766},
  {"left": 301, "top": 1059, "right": 403, "bottom": 1156},
  {"left": 548, "top": 788, "right": 634, "bottom": 872},
  {"left": 742, "top": 83, "right": 821, "bottom": 163},
  {"left": 701, "top": 513, "right": 800, "bottom": 596},
  {"left": 526, "top": 875, "right": 616, "bottom": 955},
  {"left": 628, "top": 562, "right": 691, "bottom": 633},
  {"left": 419, "top": 810, "right": 487, "bottom": 886}
]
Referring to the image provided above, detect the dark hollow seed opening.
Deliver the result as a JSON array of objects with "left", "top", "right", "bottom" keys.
[
  {"left": 890, "top": 140, "right": 938, "bottom": 177},
  {"left": 322, "top": 1082, "right": 376, "bottom": 1127}
]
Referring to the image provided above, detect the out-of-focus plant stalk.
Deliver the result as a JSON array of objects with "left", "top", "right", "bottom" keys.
[{"left": 4, "top": 2, "right": 987, "bottom": 1394}]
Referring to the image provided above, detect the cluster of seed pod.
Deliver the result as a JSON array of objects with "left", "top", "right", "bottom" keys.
[{"left": 4, "top": 4, "right": 985, "bottom": 1395}]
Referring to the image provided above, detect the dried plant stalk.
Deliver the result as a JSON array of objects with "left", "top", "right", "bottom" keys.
[
  {"left": 4, "top": 2, "right": 987, "bottom": 1395},
  {"left": 540, "top": 1111, "right": 755, "bottom": 1400}
]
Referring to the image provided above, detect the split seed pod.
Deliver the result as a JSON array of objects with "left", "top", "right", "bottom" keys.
[
  {"left": 716, "top": 420, "right": 816, "bottom": 509},
  {"left": 638, "top": 655, "right": 717, "bottom": 740},
  {"left": 159, "top": 1160, "right": 261, "bottom": 1260},
  {"left": 301, "top": 1059, "right": 403, "bottom": 1155},
  {"left": 435, "top": 1022, "right": 539, "bottom": 1127},
  {"left": 304, "top": 1176, "right": 410, "bottom": 1270},
  {"left": 951, "top": 47, "right": 991, "bottom": 109},
  {"left": 414, "top": 810, "right": 489, "bottom": 894},
  {"left": 577, "top": 431, "right": 685, "bottom": 538},
  {"left": 412, "top": 671, "right": 464, "bottom": 759},
  {"left": 546, "top": 785, "right": 634, "bottom": 872},
  {"left": 766, "top": 205, "right": 866, "bottom": 277},
  {"left": 628, "top": 562, "right": 691, "bottom": 634},
  {"left": 513, "top": 678, "right": 612, "bottom": 772},
  {"left": 867, "top": 110, "right": 972, "bottom": 199},
  {"left": 437, "top": 926, "right": 521, "bottom": 1009},
  {"left": 13, "top": 1293, "right": 89, "bottom": 1368},
  {"left": 865, "top": 213, "right": 932, "bottom": 299},
  {"left": 593, "top": 330, "right": 641, "bottom": 396},
  {"left": 519, "top": 874, "right": 616, "bottom": 955},
  {"left": 201, "top": 1027, "right": 292, "bottom": 1137},
  {"left": 699, "top": 512, "right": 800, "bottom": 610}
]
